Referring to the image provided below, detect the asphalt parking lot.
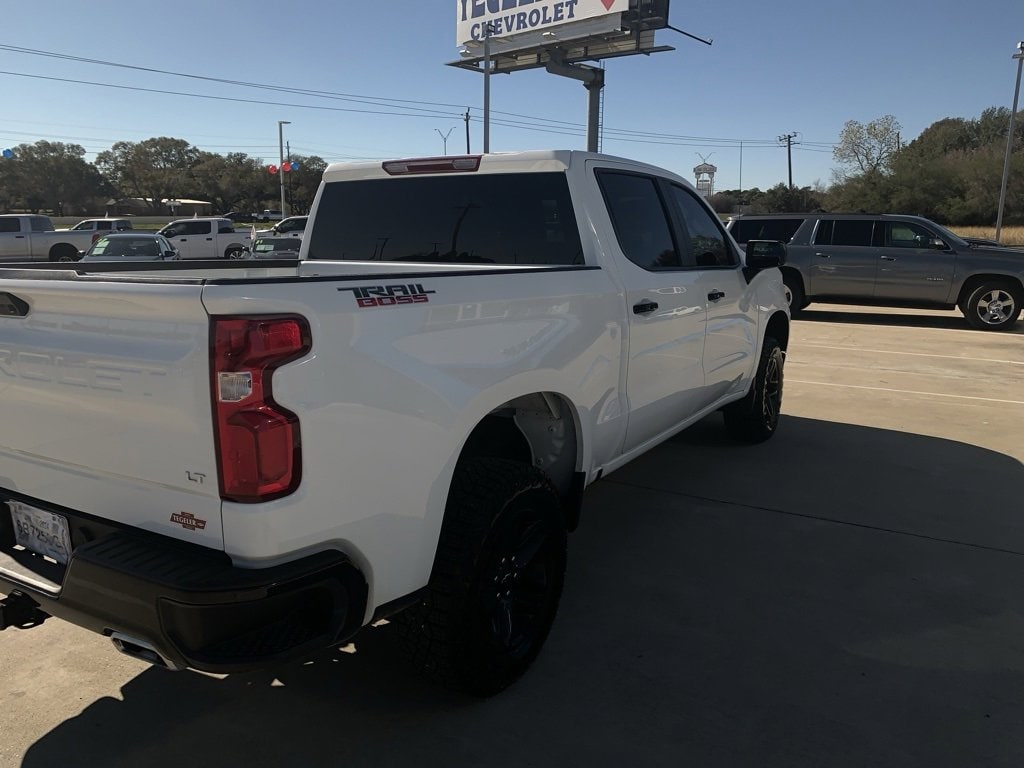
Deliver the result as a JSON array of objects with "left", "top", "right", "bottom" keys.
[{"left": 2, "top": 303, "right": 1023, "bottom": 768}]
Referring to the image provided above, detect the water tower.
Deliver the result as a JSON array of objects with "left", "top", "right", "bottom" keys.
[{"left": 693, "top": 155, "right": 717, "bottom": 199}]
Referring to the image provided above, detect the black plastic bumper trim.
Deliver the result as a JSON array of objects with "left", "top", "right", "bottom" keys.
[{"left": 0, "top": 531, "right": 367, "bottom": 673}]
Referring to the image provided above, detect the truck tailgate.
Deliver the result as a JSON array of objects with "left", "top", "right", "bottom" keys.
[{"left": 0, "top": 277, "right": 223, "bottom": 548}]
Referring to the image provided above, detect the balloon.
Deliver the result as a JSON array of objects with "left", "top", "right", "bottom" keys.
[
  {"left": 290, "top": 161, "right": 300, "bottom": 171},
  {"left": 268, "top": 164, "right": 278, "bottom": 175},
  {"left": 282, "top": 161, "right": 292, "bottom": 173},
  {"left": 2, "top": 149, "right": 12, "bottom": 159}
]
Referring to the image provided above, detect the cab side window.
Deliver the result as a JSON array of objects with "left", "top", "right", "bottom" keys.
[
  {"left": 887, "top": 221, "right": 933, "bottom": 248},
  {"left": 668, "top": 185, "right": 737, "bottom": 267},
  {"left": 182, "top": 221, "right": 210, "bottom": 236},
  {"left": 596, "top": 170, "right": 682, "bottom": 270}
]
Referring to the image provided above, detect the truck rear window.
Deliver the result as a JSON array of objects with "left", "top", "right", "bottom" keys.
[{"left": 306, "top": 172, "right": 583, "bottom": 265}]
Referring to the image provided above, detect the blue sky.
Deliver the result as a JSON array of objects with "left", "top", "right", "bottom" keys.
[{"left": 1, "top": 0, "right": 1022, "bottom": 192}]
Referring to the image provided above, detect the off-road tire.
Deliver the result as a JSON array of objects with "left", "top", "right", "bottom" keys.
[
  {"left": 962, "top": 280, "right": 1022, "bottom": 331},
  {"left": 723, "top": 336, "right": 784, "bottom": 443},
  {"left": 396, "top": 458, "right": 567, "bottom": 696}
]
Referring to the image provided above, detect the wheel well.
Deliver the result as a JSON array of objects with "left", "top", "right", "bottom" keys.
[
  {"left": 224, "top": 244, "right": 246, "bottom": 257},
  {"left": 49, "top": 243, "right": 78, "bottom": 261},
  {"left": 457, "top": 393, "right": 582, "bottom": 530},
  {"left": 765, "top": 310, "right": 790, "bottom": 352},
  {"left": 957, "top": 274, "right": 1024, "bottom": 307},
  {"left": 780, "top": 266, "right": 804, "bottom": 290}
]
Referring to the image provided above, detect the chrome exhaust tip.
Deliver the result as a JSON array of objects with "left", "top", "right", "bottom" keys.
[{"left": 110, "top": 632, "right": 183, "bottom": 671}]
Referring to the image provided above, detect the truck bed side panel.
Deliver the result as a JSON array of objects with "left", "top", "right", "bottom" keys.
[{"left": 200, "top": 266, "right": 625, "bottom": 611}]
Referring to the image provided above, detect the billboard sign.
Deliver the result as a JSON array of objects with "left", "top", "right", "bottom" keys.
[{"left": 457, "top": 0, "right": 630, "bottom": 46}]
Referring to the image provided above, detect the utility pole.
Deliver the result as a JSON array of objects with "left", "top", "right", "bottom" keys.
[
  {"left": 464, "top": 109, "right": 471, "bottom": 153},
  {"left": 278, "top": 120, "right": 291, "bottom": 216},
  {"left": 435, "top": 127, "right": 454, "bottom": 156},
  {"left": 739, "top": 140, "right": 743, "bottom": 193},
  {"left": 778, "top": 132, "right": 799, "bottom": 189},
  {"left": 996, "top": 42, "right": 1024, "bottom": 243}
]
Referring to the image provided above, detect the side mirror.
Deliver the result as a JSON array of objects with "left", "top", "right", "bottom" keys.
[
  {"left": 745, "top": 240, "right": 787, "bottom": 270},
  {"left": 929, "top": 238, "right": 947, "bottom": 250},
  {"left": 162, "top": 251, "right": 177, "bottom": 260}
]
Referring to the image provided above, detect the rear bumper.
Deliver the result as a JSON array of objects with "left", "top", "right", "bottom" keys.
[{"left": 0, "top": 515, "right": 367, "bottom": 673}]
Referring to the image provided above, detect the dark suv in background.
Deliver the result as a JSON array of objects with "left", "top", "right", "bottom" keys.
[{"left": 726, "top": 213, "right": 1024, "bottom": 331}]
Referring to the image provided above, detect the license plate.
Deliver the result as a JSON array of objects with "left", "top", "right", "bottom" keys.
[{"left": 9, "top": 502, "right": 72, "bottom": 565}]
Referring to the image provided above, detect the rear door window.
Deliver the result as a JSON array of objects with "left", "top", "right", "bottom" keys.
[
  {"left": 817, "top": 219, "right": 875, "bottom": 247},
  {"left": 595, "top": 170, "right": 681, "bottom": 270},
  {"left": 307, "top": 172, "right": 583, "bottom": 265}
]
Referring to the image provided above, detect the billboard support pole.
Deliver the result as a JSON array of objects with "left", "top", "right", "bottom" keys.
[
  {"left": 483, "top": 22, "right": 494, "bottom": 154},
  {"left": 546, "top": 51, "right": 605, "bottom": 152},
  {"left": 585, "top": 76, "right": 604, "bottom": 153}
]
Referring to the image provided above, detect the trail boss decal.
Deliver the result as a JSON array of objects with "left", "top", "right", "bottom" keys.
[{"left": 338, "top": 284, "right": 436, "bottom": 309}]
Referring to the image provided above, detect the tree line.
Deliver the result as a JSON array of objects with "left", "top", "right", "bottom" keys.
[
  {"left": 712, "top": 107, "right": 1024, "bottom": 225},
  {"left": 0, "top": 136, "right": 327, "bottom": 216},
  {"left": 3, "top": 110, "right": 1021, "bottom": 225}
]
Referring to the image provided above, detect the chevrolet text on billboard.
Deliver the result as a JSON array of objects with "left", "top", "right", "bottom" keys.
[{"left": 457, "top": 0, "right": 630, "bottom": 45}]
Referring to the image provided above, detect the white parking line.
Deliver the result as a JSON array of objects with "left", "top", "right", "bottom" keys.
[
  {"left": 795, "top": 344, "right": 1024, "bottom": 366},
  {"left": 787, "top": 379, "right": 1024, "bottom": 406}
]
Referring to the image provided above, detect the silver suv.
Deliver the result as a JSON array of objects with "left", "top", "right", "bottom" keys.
[{"left": 726, "top": 213, "right": 1024, "bottom": 331}]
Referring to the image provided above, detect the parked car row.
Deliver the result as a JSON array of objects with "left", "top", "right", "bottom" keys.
[
  {"left": 75, "top": 232, "right": 302, "bottom": 263},
  {"left": 223, "top": 209, "right": 290, "bottom": 223}
]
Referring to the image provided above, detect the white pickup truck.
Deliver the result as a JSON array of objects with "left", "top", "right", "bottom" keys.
[
  {"left": 0, "top": 151, "right": 789, "bottom": 694},
  {"left": 156, "top": 217, "right": 252, "bottom": 260},
  {"left": 0, "top": 214, "right": 97, "bottom": 261},
  {"left": 59, "top": 218, "right": 134, "bottom": 235}
]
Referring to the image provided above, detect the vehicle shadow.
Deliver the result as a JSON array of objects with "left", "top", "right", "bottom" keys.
[
  {"left": 21, "top": 416, "right": 1024, "bottom": 768},
  {"left": 797, "top": 306, "right": 1024, "bottom": 334}
]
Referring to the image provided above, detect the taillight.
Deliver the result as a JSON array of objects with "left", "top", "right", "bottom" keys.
[{"left": 210, "top": 316, "right": 311, "bottom": 503}]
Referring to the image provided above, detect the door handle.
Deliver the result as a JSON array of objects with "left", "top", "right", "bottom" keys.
[
  {"left": 206, "top": 237, "right": 213, "bottom": 241},
  {"left": 880, "top": 255, "right": 897, "bottom": 261},
  {"left": 814, "top": 252, "right": 830, "bottom": 258},
  {"left": 633, "top": 300, "right": 659, "bottom": 315},
  {"left": 707, "top": 290, "right": 725, "bottom": 302}
]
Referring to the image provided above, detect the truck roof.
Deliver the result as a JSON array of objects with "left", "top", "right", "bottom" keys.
[{"left": 322, "top": 150, "right": 683, "bottom": 183}]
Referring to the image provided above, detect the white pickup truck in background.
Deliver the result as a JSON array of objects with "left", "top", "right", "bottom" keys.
[
  {"left": 257, "top": 215, "right": 307, "bottom": 238},
  {"left": 156, "top": 217, "right": 252, "bottom": 259},
  {"left": 58, "top": 218, "right": 134, "bottom": 236},
  {"left": 0, "top": 150, "right": 788, "bottom": 695},
  {"left": 0, "top": 214, "right": 97, "bottom": 261}
]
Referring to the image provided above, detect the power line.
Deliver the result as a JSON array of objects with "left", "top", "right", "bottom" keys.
[
  {"left": 0, "top": 70, "right": 465, "bottom": 120},
  {"left": 0, "top": 43, "right": 835, "bottom": 152}
]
